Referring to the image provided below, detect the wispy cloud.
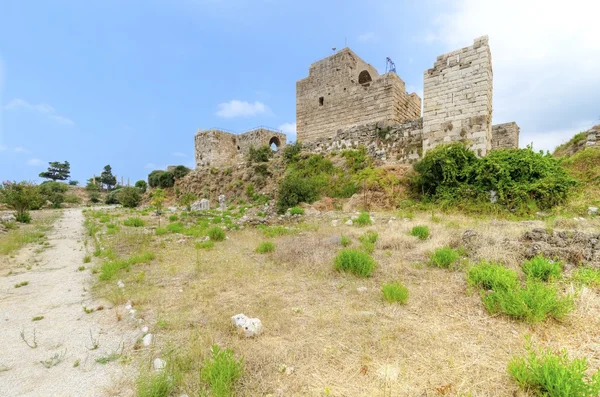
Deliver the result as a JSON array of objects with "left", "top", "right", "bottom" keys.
[
  {"left": 27, "top": 158, "right": 43, "bottom": 166},
  {"left": 357, "top": 32, "right": 375, "bottom": 43},
  {"left": 278, "top": 122, "right": 297, "bottom": 142},
  {"left": 0, "top": 145, "right": 6, "bottom": 152},
  {"left": 216, "top": 100, "right": 270, "bottom": 118},
  {"left": 13, "top": 146, "right": 30, "bottom": 153},
  {"left": 172, "top": 152, "right": 186, "bottom": 157},
  {"left": 4, "top": 99, "right": 75, "bottom": 126}
]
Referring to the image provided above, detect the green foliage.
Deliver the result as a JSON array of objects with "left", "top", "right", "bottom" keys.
[
  {"left": 341, "top": 146, "right": 372, "bottom": 172},
  {"left": 282, "top": 142, "right": 302, "bottom": 163},
  {"left": 571, "top": 267, "right": 600, "bottom": 288},
  {"left": 208, "top": 227, "right": 226, "bottom": 242},
  {"left": 554, "top": 131, "right": 588, "bottom": 157},
  {"left": 289, "top": 206, "right": 304, "bottom": 215},
  {"left": 155, "top": 227, "right": 167, "bottom": 236},
  {"left": 508, "top": 342, "right": 600, "bottom": 396},
  {"left": 151, "top": 188, "right": 166, "bottom": 214},
  {"left": 334, "top": 249, "right": 376, "bottom": 277},
  {"left": 116, "top": 187, "right": 142, "bottom": 208},
  {"left": 99, "top": 252, "right": 154, "bottom": 281},
  {"left": 39, "top": 161, "right": 70, "bottom": 181},
  {"left": 200, "top": 345, "right": 244, "bottom": 397},
  {"left": 276, "top": 174, "right": 319, "bottom": 213},
  {"left": 135, "top": 180, "right": 147, "bottom": 193},
  {"left": 136, "top": 368, "right": 175, "bottom": 397},
  {"left": 195, "top": 240, "right": 215, "bottom": 250},
  {"left": 123, "top": 217, "right": 145, "bottom": 227},
  {"left": 522, "top": 255, "right": 563, "bottom": 281},
  {"left": 100, "top": 165, "right": 117, "bottom": 190},
  {"left": 68, "top": 180, "right": 78, "bottom": 186},
  {"left": 382, "top": 282, "right": 409, "bottom": 304},
  {"left": 105, "top": 189, "right": 120, "bottom": 205},
  {"left": 410, "top": 225, "right": 430, "bottom": 240},
  {"left": 340, "top": 235, "right": 352, "bottom": 247},
  {"left": 179, "top": 192, "right": 197, "bottom": 212},
  {"left": 247, "top": 145, "right": 273, "bottom": 163},
  {"left": 412, "top": 143, "right": 578, "bottom": 213},
  {"left": 0, "top": 181, "right": 42, "bottom": 223},
  {"left": 39, "top": 181, "right": 69, "bottom": 208},
  {"left": 354, "top": 212, "right": 372, "bottom": 226},
  {"left": 428, "top": 247, "right": 461, "bottom": 268},
  {"left": 168, "top": 214, "right": 178, "bottom": 222},
  {"left": 256, "top": 241, "right": 275, "bottom": 254},
  {"left": 467, "top": 262, "right": 519, "bottom": 291},
  {"left": 148, "top": 171, "right": 174, "bottom": 188},
  {"left": 166, "top": 222, "right": 184, "bottom": 233},
  {"left": 359, "top": 230, "right": 378, "bottom": 245},
  {"left": 171, "top": 165, "right": 191, "bottom": 179},
  {"left": 258, "top": 225, "right": 293, "bottom": 238},
  {"left": 483, "top": 280, "right": 573, "bottom": 323}
]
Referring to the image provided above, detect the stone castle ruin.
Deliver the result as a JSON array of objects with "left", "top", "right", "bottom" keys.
[{"left": 194, "top": 36, "right": 520, "bottom": 168}]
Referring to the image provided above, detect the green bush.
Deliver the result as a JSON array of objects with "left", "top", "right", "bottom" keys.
[
  {"left": 39, "top": 181, "right": 69, "bottom": 208},
  {"left": 200, "top": 345, "right": 243, "bottom": 397},
  {"left": 289, "top": 206, "right": 305, "bottom": 215},
  {"left": 428, "top": 247, "right": 461, "bottom": 268},
  {"left": 155, "top": 227, "right": 167, "bottom": 236},
  {"left": 116, "top": 187, "right": 141, "bottom": 208},
  {"left": 483, "top": 280, "right": 573, "bottom": 323},
  {"left": 382, "top": 282, "right": 409, "bottom": 304},
  {"left": 168, "top": 214, "right": 178, "bottom": 222},
  {"left": 410, "top": 225, "right": 430, "bottom": 240},
  {"left": 508, "top": 343, "right": 600, "bottom": 396},
  {"left": 105, "top": 189, "right": 120, "bottom": 205},
  {"left": 282, "top": 142, "right": 302, "bottom": 163},
  {"left": 0, "top": 181, "right": 42, "bottom": 223},
  {"left": 172, "top": 165, "right": 191, "bottom": 180},
  {"left": 208, "top": 227, "right": 226, "bottom": 242},
  {"left": 340, "top": 235, "right": 352, "bottom": 247},
  {"left": 571, "top": 267, "right": 600, "bottom": 288},
  {"left": 135, "top": 180, "right": 147, "bottom": 193},
  {"left": 276, "top": 174, "right": 319, "bottom": 213},
  {"left": 341, "top": 146, "right": 372, "bottom": 172},
  {"left": 334, "top": 249, "right": 376, "bottom": 277},
  {"left": 467, "top": 262, "right": 519, "bottom": 291},
  {"left": 137, "top": 367, "right": 175, "bottom": 397},
  {"left": 123, "top": 217, "right": 145, "bottom": 227},
  {"left": 15, "top": 211, "right": 32, "bottom": 223},
  {"left": 522, "top": 255, "right": 562, "bottom": 281},
  {"left": 148, "top": 170, "right": 175, "bottom": 188},
  {"left": 247, "top": 145, "right": 273, "bottom": 163},
  {"left": 256, "top": 241, "right": 275, "bottom": 254},
  {"left": 359, "top": 230, "right": 378, "bottom": 245},
  {"left": 354, "top": 212, "right": 372, "bottom": 226}
]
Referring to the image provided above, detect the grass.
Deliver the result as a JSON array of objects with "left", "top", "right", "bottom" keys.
[
  {"left": 482, "top": 280, "right": 574, "bottom": 323},
  {"left": 382, "top": 282, "right": 409, "bottom": 304},
  {"left": 32, "top": 316, "right": 44, "bottom": 321},
  {"left": 508, "top": 343, "right": 600, "bottom": 396},
  {"left": 257, "top": 225, "right": 294, "bottom": 238},
  {"left": 167, "top": 222, "right": 185, "bottom": 233},
  {"left": 200, "top": 345, "right": 243, "bottom": 397},
  {"left": 208, "top": 227, "right": 226, "bottom": 242},
  {"left": 168, "top": 214, "right": 179, "bottom": 222},
  {"left": 571, "top": 266, "right": 600, "bottom": 288},
  {"left": 521, "top": 255, "right": 563, "bottom": 281},
  {"left": 137, "top": 367, "right": 175, "bottom": 397},
  {"left": 14, "top": 281, "right": 29, "bottom": 288},
  {"left": 334, "top": 249, "right": 376, "bottom": 277},
  {"left": 0, "top": 226, "right": 48, "bottom": 256},
  {"left": 359, "top": 230, "right": 378, "bottom": 254},
  {"left": 123, "top": 217, "right": 145, "bottom": 227},
  {"left": 255, "top": 241, "right": 275, "bottom": 254},
  {"left": 289, "top": 206, "right": 305, "bottom": 215},
  {"left": 340, "top": 235, "right": 351, "bottom": 247},
  {"left": 83, "top": 254, "right": 91, "bottom": 263},
  {"left": 99, "top": 251, "right": 155, "bottom": 281},
  {"left": 467, "top": 262, "right": 519, "bottom": 291},
  {"left": 409, "top": 225, "right": 430, "bottom": 240},
  {"left": 428, "top": 247, "right": 461, "bottom": 269},
  {"left": 195, "top": 240, "right": 215, "bottom": 250},
  {"left": 155, "top": 227, "right": 168, "bottom": 236},
  {"left": 354, "top": 212, "right": 372, "bottom": 226},
  {"left": 78, "top": 266, "right": 85, "bottom": 271}
]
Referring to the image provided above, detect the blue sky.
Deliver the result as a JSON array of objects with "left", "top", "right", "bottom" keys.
[{"left": 1, "top": 0, "right": 598, "bottom": 184}]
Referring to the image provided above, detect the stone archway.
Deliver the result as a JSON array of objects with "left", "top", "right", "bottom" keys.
[
  {"left": 358, "top": 70, "right": 372, "bottom": 85},
  {"left": 269, "top": 136, "right": 281, "bottom": 151}
]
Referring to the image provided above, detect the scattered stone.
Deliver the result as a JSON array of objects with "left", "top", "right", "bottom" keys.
[
  {"left": 462, "top": 229, "right": 478, "bottom": 243},
  {"left": 357, "top": 287, "right": 368, "bottom": 293},
  {"left": 219, "top": 194, "right": 226, "bottom": 211},
  {"left": 117, "top": 280, "right": 125, "bottom": 289},
  {"left": 490, "top": 190, "right": 498, "bottom": 204},
  {"left": 231, "top": 313, "right": 263, "bottom": 337},
  {"left": 142, "top": 333, "right": 153, "bottom": 347},
  {"left": 589, "top": 207, "right": 598, "bottom": 215},
  {"left": 153, "top": 358, "right": 166, "bottom": 371},
  {"left": 345, "top": 219, "right": 353, "bottom": 226},
  {"left": 168, "top": 206, "right": 178, "bottom": 213},
  {"left": 141, "top": 326, "right": 149, "bottom": 334},
  {"left": 191, "top": 199, "right": 210, "bottom": 211},
  {"left": 0, "top": 213, "right": 16, "bottom": 224}
]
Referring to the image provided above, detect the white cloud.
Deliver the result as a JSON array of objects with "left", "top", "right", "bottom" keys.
[
  {"left": 358, "top": 32, "right": 375, "bottom": 43},
  {"left": 278, "top": 122, "right": 297, "bottom": 142},
  {"left": 13, "top": 146, "right": 30, "bottom": 153},
  {"left": 172, "top": 152, "right": 186, "bottom": 157},
  {"left": 216, "top": 100, "right": 270, "bottom": 118},
  {"left": 524, "top": 119, "right": 596, "bottom": 152},
  {"left": 426, "top": 0, "right": 600, "bottom": 150},
  {"left": 4, "top": 98, "right": 75, "bottom": 126},
  {"left": 27, "top": 158, "right": 43, "bottom": 166}
]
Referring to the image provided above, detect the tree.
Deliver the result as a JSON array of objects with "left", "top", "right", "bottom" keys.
[
  {"left": 39, "top": 181, "right": 69, "bottom": 208},
  {"left": 0, "top": 181, "right": 42, "bottom": 223},
  {"left": 135, "top": 180, "right": 148, "bottom": 193},
  {"left": 179, "top": 192, "right": 198, "bottom": 212},
  {"left": 39, "top": 161, "right": 70, "bottom": 181},
  {"left": 151, "top": 188, "right": 166, "bottom": 226},
  {"left": 116, "top": 187, "right": 141, "bottom": 208},
  {"left": 100, "top": 165, "right": 117, "bottom": 191},
  {"left": 172, "top": 165, "right": 191, "bottom": 180}
]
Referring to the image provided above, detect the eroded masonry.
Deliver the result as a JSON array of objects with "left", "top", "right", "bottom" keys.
[{"left": 195, "top": 36, "right": 520, "bottom": 168}]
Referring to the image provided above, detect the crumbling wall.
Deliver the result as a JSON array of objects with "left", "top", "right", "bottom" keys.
[
  {"left": 423, "top": 36, "right": 493, "bottom": 156},
  {"left": 587, "top": 125, "right": 600, "bottom": 148},
  {"left": 300, "top": 118, "right": 423, "bottom": 163},
  {"left": 491, "top": 122, "right": 520, "bottom": 150},
  {"left": 296, "top": 48, "right": 421, "bottom": 142},
  {"left": 237, "top": 128, "right": 287, "bottom": 154}
]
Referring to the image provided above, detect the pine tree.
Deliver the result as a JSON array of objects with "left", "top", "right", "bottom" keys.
[
  {"left": 39, "top": 161, "right": 70, "bottom": 181},
  {"left": 100, "top": 165, "right": 117, "bottom": 191}
]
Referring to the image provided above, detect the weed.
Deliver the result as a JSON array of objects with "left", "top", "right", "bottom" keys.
[
  {"left": 508, "top": 342, "right": 600, "bottom": 396},
  {"left": 428, "top": 247, "right": 461, "bottom": 269},
  {"left": 208, "top": 227, "right": 226, "bottom": 242},
  {"left": 14, "top": 281, "right": 29, "bottom": 288},
  {"left": 40, "top": 349, "right": 66, "bottom": 368},
  {"left": 256, "top": 241, "right": 275, "bottom": 254},
  {"left": 96, "top": 352, "right": 121, "bottom": 364},
  {"left": 289, "top": 207, "right": 305, "bottom": 215},
  {"left": 358, "top": 231, "right": 378, "bottom": 254},
  {"left": 83, "top": 306, "right": 95, "bottom": 314},
  {"left": 99, "top": 251, "right": 155, "bottom": 281},
  {"left": 382, "top": 282, "right": 409, "bottom": 304},
  {"left": 20, "top": 329, "right": 37, "bottom": 348},
  {"left": 168, "top": 214, "right": 178, "bottom": 222},
  {"left": 410, "top": 225, "right": 430, "bottom": 240},
  {"left": 521, "top": 255, "right": 562, "bottom": 281},
  {"left": 155, "top": 227, "right": 168, "bottom": 236},
  {"left": 31, "top": 316, "right": 44, "bottom": 322},
  {"left": 354, "top": 212, "right": 372, "bottom": 226},
  {"left": 123, "top": 217, "right": 145, "bottom": 227},
  {"left": 258, "top": 225, "right": 294, "bottom": 238},
  {"left": 73, "top": 360, "right": 80, "bottom": 368},
  {"left": 87, "top": 330, "right": 100, "bottom": 350},
  {"left": 195, "top": 240, "right": 215, "bottom": 250},
  {"left": 200, "top": 345, "right": 244, "bottom": 397},
  {"left": 340, "top": 235, "right": 352, "bottom": 247},
  {"left": 78, "top": 266, "right": 85, "bottom": 271},
  {"left": 571, "top": 266, "right": 600, "bottom": 288},
  {"left": 334, "top": 249, "right": 376, "bottom": 277},
  {"left": 467, "top": 262, "right": 519, "bottom": 291},
  {"left": 137, "top": 368, "right": 175, "bottom": 397},
  {"left": 165, "top": 222, "right": 184, "bottom": 234},
  {"left": 83, "top": 254, "right": 91, "bottom": 264}
]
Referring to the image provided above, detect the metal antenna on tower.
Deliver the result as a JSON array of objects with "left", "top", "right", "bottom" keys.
[{"left": 385, "top": 57, "right": 396, "bottom": 74}]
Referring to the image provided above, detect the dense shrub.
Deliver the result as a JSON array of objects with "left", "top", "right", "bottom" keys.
[
  {"left": 171, "top": 165, "right": 190, "bottom": 180},
  {"left": 467, "top": 262, "right": 519, "bottom": 291},
  {"left": 521, "top": 255, "right": 562, "bottom": 281},
  {"left": 135, "top": 180, "right": 147, "bottom": 193},
  {"left": 148, "top": 170, "right": 162, "bottom": 188},
  {"left": 276, "top": 174, "right": 319, "bottom": 213},
  {"left": 116, "top": 187, "right": 141, "bottom": 208},
  {"left": 39, "top": 181, "right": 69, "bottom": 208},
  {"left": 428, "top": 247, "right": 461, "bottom": 268},
  {"left": 0, "top": 181, "right": 42, "bottom": 222},
  {"left": 508, "top": 344, "right": 600, "bottom": 396},
  {"left": 282, "top": 142, "right": 302, "bottom": 163},
  {"left": 382, "top": 282, "right": 409, "bottom": 304},
  {"left": 148, "top": 170, "right": 175, "bottom": 188},
  {"left": 412, "top": 143, "right": 578, "bottom": 213},
  {"left": 341, "top": 146, "right": 372, "bottom": 172},
  {"left": 208, "top": 227, "right": 226, "bottom": 242},
  {"left": 410, "top": 225, "right": 430, "bottom": 240},
  {"left": 247, "top": 145, "right": 273, "bottom": 163},
  {"left": 105, "top": 189, "right": 120, "bottom": 204},
  {"left": 334, "top": 249, "right": 376, "bottom": 277},
  {"left": 354, "top": 212, "right": 372, "bottom": 226}
]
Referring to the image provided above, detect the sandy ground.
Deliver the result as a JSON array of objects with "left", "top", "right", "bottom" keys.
[{"left": 0, "top": 209, "right": 139, "bottom": 397}]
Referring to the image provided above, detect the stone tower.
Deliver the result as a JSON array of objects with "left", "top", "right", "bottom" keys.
[{"left": 422, "top": 36, "right": 493, "bottom": 156}]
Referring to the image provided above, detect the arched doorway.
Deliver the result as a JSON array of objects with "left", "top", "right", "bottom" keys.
[
  {"left": 269, "top": 136, "right": 281, "bottom": 151},
  {"left": 358, "top": 70, "right": 372, "bottom": 85}
]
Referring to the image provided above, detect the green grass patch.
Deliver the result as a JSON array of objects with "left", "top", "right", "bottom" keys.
[
  {"left": 571, "top": 266, "right": 600, "bottom": 288},
  {"left": 428, "top": 247, "right": 461, "bottom": 269},
  {"left": 521, "top": 255, "right": 562, "bottom": 281},
  {"left": 32, "top": 316, "right": 44, "bottom": 321},
  {"left": 155, "top": 227, "right": 168, "bottom": 236},
  {"left": 195, "top": 240, "right": 215, "bottom": 250},
  {"left": 200, "top": 345, "right": 244, "bottom": 397},
  {"left": 382, "top": 282, "right": 409, "bottom": 304},
  {"left": 99, "top": 252, "right": 155, "bottom": 281},
  {"left": 334, "top": 249, "right": 376, "bottom": 278},
  {"left": 467, "top": 262, "right": 519, "bottom": 291},
  {"left": 168, "top": 214, "right": 178, "bottom": 222},
  {"left": 0, "top": 229, "right": 47, "bottom": 256},
  {"left": 14, "top": 281, "right": 29, "bottom": 288},
  {"left": 340, "top": 235, "right": 351, "bottom": 247},
  {"left": 208, "top": 227, "right": 226, "bottom": 242},
  {"left": 289, "top": 207, "right": 305, "bottom": 215},
  {"left": 257, "top": 225, "right": 294, "bottom": 238},
  {"left": 255, "top": 241, "right": 275, "bottom": 254},
  {"left": 123, "top": 217, "right": 145, "bottom": 227},
  {"left": 166, "top": 222, "right": 184, "bottom": 234},
  {"left": 410, "top": 225, "right": 430, "bottom": 240},
  {"left": 137, "top": 368, "right": 176, "bottom": 397},
  {"left": 354, "top": 212, "right": 372, "bottom": 226},
  {"left": 83, "top": 255, "right": 91, "bottom": 264}
]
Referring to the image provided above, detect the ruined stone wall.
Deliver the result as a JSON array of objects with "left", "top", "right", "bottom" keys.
[
  {"left": 491, "top": 122, "right": 520, "bottom": 150},
  {"left": 195, "top": 128, "right": 286, "bottom": 168},
  {"left": 423, "top": 36, "right": 493, "bottom": 156},
  {"left": 296, "top": 48, "right": 421, "bottom": 143},
  {"left": 587, "top": 125, "right": 600, "bottom": 148},
  {"left": 301, "top": 118, "right": 423, "bottom": 164}
]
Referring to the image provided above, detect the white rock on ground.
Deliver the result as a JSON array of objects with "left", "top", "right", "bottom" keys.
[
  {"left": 141, "top": 326, "right": 149, "bottom": 334},
  {"left": 153, "top": 358, "right": 166, "bottom": 371},
  {"left": 345, "top": 219, "right": 353, "bottom": 226},
  {"left": 143, "top": 333, "right": 153, "bottom": 346},
  {"left": 589, "top": 207, "right": 598, "bottom": 215},
  {"left": 117, "top": 280, "right": 125, "bottom": 288},
  {"left": 231, "top": 313, "right": 263, "bottom": 337}
]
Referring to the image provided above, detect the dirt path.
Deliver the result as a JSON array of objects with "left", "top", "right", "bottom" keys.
[{"left": 0, "top": 209, "right": 138, "bottom": 397}]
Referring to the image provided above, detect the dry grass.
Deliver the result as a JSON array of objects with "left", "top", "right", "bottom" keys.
[
  {"left": 0, "top": 210, "right": 59, "bottom": 259},
  {"left": 90, "top": 209, "right": 600, "bottom": 396}
]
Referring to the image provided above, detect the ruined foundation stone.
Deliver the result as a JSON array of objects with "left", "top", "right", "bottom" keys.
[
  {"left": 491, "top": 122, "right": 520, "bottom": 150},
  {"left": 423, "top": 36, "right": 493, "bottom": 156},
  {"left": 587, "top": 125, "right": 600, "bottom": 148}
]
